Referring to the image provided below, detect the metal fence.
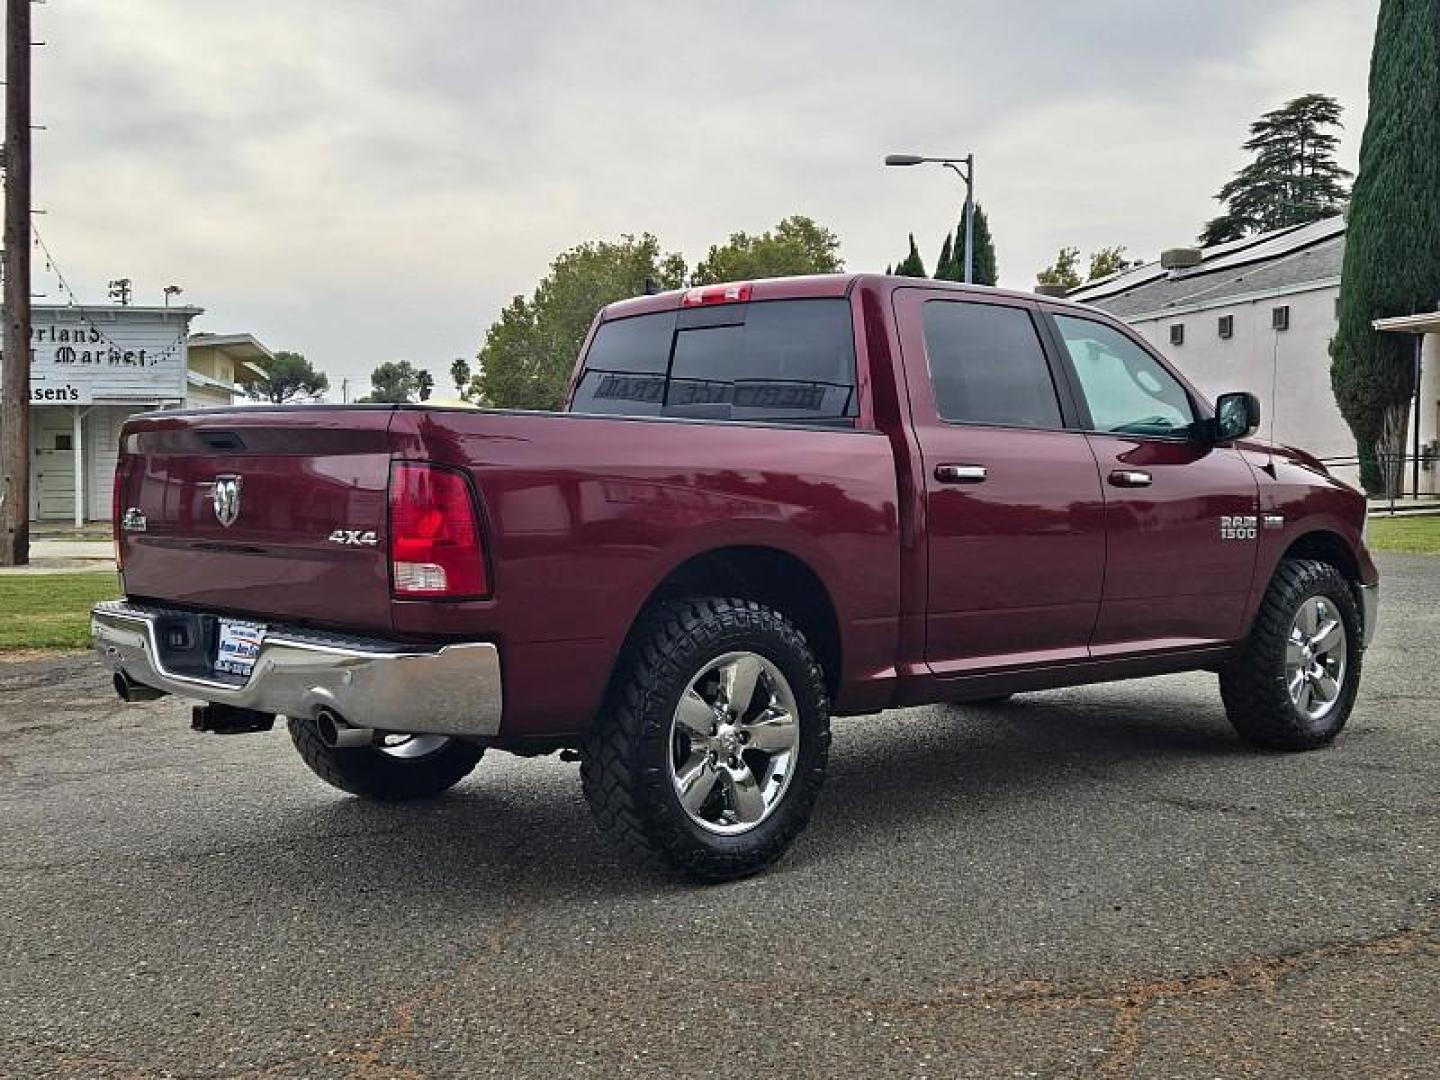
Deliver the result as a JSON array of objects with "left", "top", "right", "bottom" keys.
[{"left": 1316, "top": 451, "right": 1437, "bottom": 512}]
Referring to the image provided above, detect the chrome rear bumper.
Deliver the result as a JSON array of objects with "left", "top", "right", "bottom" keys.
[
  {"left": 1357, "top": 582, "right": 1378, "bottom": 649},
  {"left": 91, "top": 601, "right": 502, "bottom": 737}
]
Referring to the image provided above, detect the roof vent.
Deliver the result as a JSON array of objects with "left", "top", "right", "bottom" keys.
[
  {"left": 1034, "top": 284, "right": 1069, "bottom": 298},
  {"left": 1160, "top": 247, "right": 1203, "bottom": 271}
]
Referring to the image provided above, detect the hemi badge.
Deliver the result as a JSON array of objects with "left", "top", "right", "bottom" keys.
[{"left": 1263, "top": 514, "right": 1285, "bottom": 531}]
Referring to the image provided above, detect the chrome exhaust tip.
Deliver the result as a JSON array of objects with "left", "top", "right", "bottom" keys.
[
  {"left": 315, "top": 707, "right": 374, "bottom": 749},
  {"left": 113, "top": 671, "right": 166, "bottom": 703}
]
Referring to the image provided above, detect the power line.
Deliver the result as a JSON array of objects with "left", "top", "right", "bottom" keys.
[{"left": 30, "top": 223, "right": 188, "bottom": 364}]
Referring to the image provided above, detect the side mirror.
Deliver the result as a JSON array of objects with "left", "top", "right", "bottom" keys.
[{"left": 1214, "top": 391, "right": 1261, "bottom": 442}]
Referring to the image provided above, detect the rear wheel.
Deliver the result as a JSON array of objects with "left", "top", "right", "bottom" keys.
[
  {"left": 582, "top": 598, "right": 830, "bottom": 881},
  {"left": 287, "top": 720, "right": 484, "bottom": 800},
  {"left": 1220, "top": 559, "right": 1363, "bottom": 750}
]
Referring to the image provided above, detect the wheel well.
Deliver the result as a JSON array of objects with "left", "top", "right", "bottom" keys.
[
  {"left": 641, "top": 546, "right": 842, "bottom": 695},
  {"left": 1282, "top": 530, "right": 1360, "bottom": 582}
]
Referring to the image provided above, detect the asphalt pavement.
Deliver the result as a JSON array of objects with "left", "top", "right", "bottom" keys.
[{"left": 1, "top": 553, "right": 1436, "bottom": 1078}]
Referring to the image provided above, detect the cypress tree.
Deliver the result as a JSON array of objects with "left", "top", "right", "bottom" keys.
[
  {"left": 895, "top": 233, "right": 928, "bottom": 277},
  {"left": 969, "top": 205, "right": 998, "bottom": 286},
  {"left": 946, "top": 205, "right": 999, "bottom": 285},
  {"left": 1330, "top": 0, "right": 1440, "bottom": 493},
  {"left": 935, "top": 234, "right": 955, "bottom": 281}
]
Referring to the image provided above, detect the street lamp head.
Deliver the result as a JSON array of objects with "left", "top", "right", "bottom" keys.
[{"left": 884, "top": 154, "right": 926, "bottom": 166}]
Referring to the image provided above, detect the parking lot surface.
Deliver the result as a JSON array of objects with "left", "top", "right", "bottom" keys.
[{"left": 2, "top": 552, "right": 1436, "bottom": 1078}]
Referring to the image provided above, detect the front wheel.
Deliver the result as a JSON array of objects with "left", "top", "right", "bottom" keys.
[
  {"left": 581, "top": 598, "right": 831, "bottom": 881},
  {"left": 1220, "top": 559, "right": 1363, "bottom": 750},
  {"left": 287, "top": 720, "right": 484, "bottom": 800}
]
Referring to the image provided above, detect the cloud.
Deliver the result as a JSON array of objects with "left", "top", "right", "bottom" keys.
[{"left": 20, "top": 0, "right": 1378, "bottom": 391}]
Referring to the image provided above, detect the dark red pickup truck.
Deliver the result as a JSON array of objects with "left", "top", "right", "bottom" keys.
[{"left": 94, "top": 275, "right": 1378, "bottom": 879}]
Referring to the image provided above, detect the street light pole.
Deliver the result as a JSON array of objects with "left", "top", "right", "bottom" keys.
[{"left": 884, "top": 152, "right": 976, "bottom": 284}]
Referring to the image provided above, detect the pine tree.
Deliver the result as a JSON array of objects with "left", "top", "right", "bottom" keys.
[
  {"left": 1200, "top": 93, "right": 1352, "bottom": 244},
  {"left": 1330, "top": 0, "right": 1440, "bottom": 494},
  {"left": 894, "top": 233, "right": 927, "bottom": 277}
]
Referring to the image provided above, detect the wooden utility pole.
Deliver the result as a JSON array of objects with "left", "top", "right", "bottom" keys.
[{"left": 0, "top": 0, "right": 32, "bottom": 565}]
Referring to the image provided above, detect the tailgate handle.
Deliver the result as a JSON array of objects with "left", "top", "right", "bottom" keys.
[
  {"left": 935, "top": 464, "right": 987, "bottom": 484},
  {"left": 1109, "top": 469, "right": 1153, "bottom": 488}
]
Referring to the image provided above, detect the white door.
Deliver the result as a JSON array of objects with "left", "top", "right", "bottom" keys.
[{"left": 32, "top": 409, "right": 76, "bottom": 520}]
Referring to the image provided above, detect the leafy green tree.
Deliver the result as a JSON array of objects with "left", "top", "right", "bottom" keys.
[
  {"left": 1331, "top": 0, "right": 1440, "bottom": 494},
  {"left": 690, "top": 215, "right": 843, "bottom": 285},
  {"left": 449, "top": 357, "right": 472, "bottom": 400},
  {"left": 894, "top": 234, "right": 927, "bottom": 277},
  {"left": 1200, "top": 93, "right": 1352, "bottom": 244},
  {"left": 243, "top": 350, "right": 328, "bottom": 404},
  {"left": 1087, "top": 245, "right": 1136, "bottom": 281},
  {"left": 472, "top": 234, "right": 687, "bottom": 410},
  {"left": 1036, "top": 246, "right": 1082, "bottom": 289},
  {"left": 362, "top": 360, "right": 426, "bottom": 404}
]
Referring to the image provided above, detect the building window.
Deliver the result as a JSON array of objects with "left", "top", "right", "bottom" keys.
[
  {"left": 1272, "top": 305, "right": 1290, "bottom": 331},
  {"left": 55, "top": 434, "right": 72, "bottom": 452},
  {"left": 1218, "top": 315, "right": 1234, "bottom": 340},
  {"left": 1169, "top": 323, "right": 1185, "bottom": 346}
]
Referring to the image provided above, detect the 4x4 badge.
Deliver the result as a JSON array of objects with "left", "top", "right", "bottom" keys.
[{"left": 328, "top": 529, "right": 379, "bottom": 547}]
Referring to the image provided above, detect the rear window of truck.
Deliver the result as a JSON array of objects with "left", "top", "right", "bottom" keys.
[{"left": 570, "top": 298, "right": 859, "bottom": 425}]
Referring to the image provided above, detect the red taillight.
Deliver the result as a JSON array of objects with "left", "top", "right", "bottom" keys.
[
  {"left": 388, "top": 463, "right": 490, "bottom": 598},
  {"left": 681, "top": 282, "right": 752, "bottom": 307}
]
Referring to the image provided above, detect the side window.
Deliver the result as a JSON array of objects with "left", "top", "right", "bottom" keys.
[
  {"left": 572, "top": 299, "right": 858, "bottom": 423},
  {"left": 569, "top": 311, "right": 677, "bottom": 416},
  {"left": 666, "top": 299, "right": 857, "bottom": 422},
  {"left": 921, "top": 301, "right": 1063, "bottom": 429},
  {"left": 1053, "top": 314, "right": 1196, "bottom": 438}
]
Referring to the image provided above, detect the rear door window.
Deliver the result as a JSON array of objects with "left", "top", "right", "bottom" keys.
[
  {"left": 921, "top": 300, "right": 1064, "bottom": 429},
  {"left": 571, "top": 299, "right": 858, "bottom": 424}
]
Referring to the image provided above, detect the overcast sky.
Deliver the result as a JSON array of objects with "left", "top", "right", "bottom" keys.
[{"left": 22, "top": 0, "right": 1379, "bottom": 397}]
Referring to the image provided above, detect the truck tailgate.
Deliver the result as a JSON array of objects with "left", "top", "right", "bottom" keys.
[{"left": 116, "top": 410, "right": 396, "bottom": 635}]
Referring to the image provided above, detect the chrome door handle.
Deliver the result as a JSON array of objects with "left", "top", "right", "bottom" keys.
[
  {"left": 935, "top": 464, "right": 987, "bottom": 484},
  {"left": 1109, "top": 469, "right": 1153, "bottom": 488}
]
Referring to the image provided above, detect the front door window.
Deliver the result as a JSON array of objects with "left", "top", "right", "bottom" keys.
[{"left": 1053, "top": 314, "right": 1194, "bottom": 438}]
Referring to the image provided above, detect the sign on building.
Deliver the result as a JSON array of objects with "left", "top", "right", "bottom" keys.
[{"left": 28, "top": 305, "right": 192, "bottom": 405}]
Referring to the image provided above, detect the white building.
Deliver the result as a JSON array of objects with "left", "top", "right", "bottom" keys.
[
  {"left": 10, "top": 304, "right": 272, "bottom": 524},
  {"left": 1067, "top": 216, "right": 1438, "bottom": 495}
]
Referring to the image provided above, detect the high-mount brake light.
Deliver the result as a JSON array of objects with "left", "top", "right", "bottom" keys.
[
  {"left": 388, "top": 462, "right": 490, "bottom": 599},
  {"left": 681, "top": 283, "right": 752, "bottom": 307}
]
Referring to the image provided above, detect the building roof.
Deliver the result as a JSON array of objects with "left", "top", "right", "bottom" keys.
[
  {"left": 188, "top": 332, "right": 274, "bottom": 383},
  {"left": 1068, "top": 215, "right": 1345, "bottom": 319}
]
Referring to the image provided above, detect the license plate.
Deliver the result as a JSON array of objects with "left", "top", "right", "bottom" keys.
[{"left": 215, "top": 620, "right": 266, "bottom": 678}]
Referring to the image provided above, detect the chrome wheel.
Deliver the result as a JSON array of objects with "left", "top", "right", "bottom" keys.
[
  {"left": 1285, "top": 596, "right": 1348, "bottom": 721},
  {"left": 376, "top": 733, "right": 451, "bottom": 759},
  {"left": 668, "top": 651, "right": 800, "bottom": 835}
]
